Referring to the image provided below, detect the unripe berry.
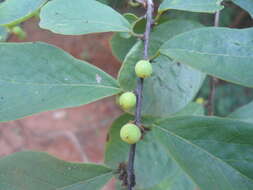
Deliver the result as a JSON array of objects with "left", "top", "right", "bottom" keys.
[
  {"left": 135, "top": 60, "right": 152, "bottom": 78},
  {"left": 11, "top": 26, "right": 22, "bottom": 35},
  {"left": 128, "top": 0, "right": 141, "bottom": 7},
  {"left": 196, "top": 97, "right": 205, "bottom": 104},
  {"left": 120, "top": 123, "right": 141, "bottom": 144},
  {"left": 119, "top": 92, "right": 136, "bottom": 110},
  {"left": 11, "top": 26, "right": 26, "bottom": 40}
]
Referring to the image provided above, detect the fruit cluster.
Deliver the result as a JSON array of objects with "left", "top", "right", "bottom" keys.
[{"left": 119, "top": 60, "right": 153, "bottom": 144}]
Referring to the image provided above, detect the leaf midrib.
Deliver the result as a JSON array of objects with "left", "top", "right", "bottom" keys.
[
  {"left": 161, "top": 48, "right": 253, "bottom": 59},
  {"left": 0, "top": 79, "right": 120, "bottom": 90},
  {"left": 159, "top": 1, "right": 222, "bottom": 12},
  {"left": 48, "top": 19, "right": 130, "bottom": 32},
  {"left": 155, "top": 125, "right": 253, "bottom": 187},
  {"left": 57, "top": 171, "right": 113, "bottom": 190},
  {"left": 1, "top": 169, "right": 113, "bottom": 190}
]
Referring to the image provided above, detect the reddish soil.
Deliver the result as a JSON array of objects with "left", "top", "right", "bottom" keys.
[{"left": 0, "top": 18, "right": 123, "bottom": 189}]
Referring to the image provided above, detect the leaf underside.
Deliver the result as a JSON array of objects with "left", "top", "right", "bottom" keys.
[
  {"left": 0, "top": 151, "right": 113, "bottom": 190},
  {"left": 0, "top": 42, "right": 120, "bottom": 122}
]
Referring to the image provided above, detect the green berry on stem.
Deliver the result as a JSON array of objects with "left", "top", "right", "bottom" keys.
[
  {"left": 11, "top": 26, "right": 23, "bottom": 35},
  {"left": 129, "top": 0, "right": 141, "bottom": 7},
  {"left": 135, "top": 60, "right": 152, "bottom": 78},
  {"left": 119, "top": 92, "right": 136, "bottom": 110},
  {"left": 11, "top": 26, "right": 27, "bottom": 40},
  {"left": 120, "top": 123, "right": 141, "bottom": 144}
]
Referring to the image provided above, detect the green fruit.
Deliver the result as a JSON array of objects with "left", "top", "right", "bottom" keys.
[
  {"left": 120, "top": 123, "right": 141, "bottom": 144},
  {"left": 11, "top": 26, "right": 23, "bottom": 35},
  {"left": 128, "top": 0, "right": 141, "bottom": 7},
  {"left": 135, "top": 60, "right": 153, "bottom": 78},
  {"left": 11, "top": 26, "right": 27, "bottom": 40},
  {"left": 119, "top": 92, "right": 136, "bottom": 110}
]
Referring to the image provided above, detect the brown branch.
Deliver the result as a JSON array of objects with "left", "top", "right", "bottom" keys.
[
  {"left": 126, "top": 0, "right": 154, "bottom": 189},
  {"left": 207, "top": 77, "right": 218, "bottom": 115},
  {"left": 229, "top": 11, "right": 248, "bottom": 28},
  {"left": 207, "top": 11, "right": 220, "bottom": 115}
]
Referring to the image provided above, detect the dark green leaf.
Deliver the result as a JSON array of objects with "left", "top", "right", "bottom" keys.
[
  {"left": 105, "top": 114, "right": 196, "bottom": 190},
  {"left": 141, "top": 56, "right": 205, "bottom": 117},
  {"left": 123, "top": 13, "right": 139, "bottom": 24},
  {"left": 135, "top": 173, "right": 196, "bottom": 190},
  {"left": 0, "top": 42, "right": 121, "bottom": 122},
  {"left": 155, "top": 116, "right": 253, "bottom": 190},
  {"left": 159, "top": 0, "right": 224, "bottom": 13},
  {"left": 132, "top": 16, "right": 146, "bottom": 34},
  {"left": 0, "top": 0, "right": 47, "bottom": 26},
  {"left": 228, "top": 101, "right": 253, "bottom": 123},
  {"left": 110, "top": 34, "right": 137, "bottom": 62},
  {"left": 110, "top": 13, "right": 138, "bottom": 62},
  {"left": 39, "top": 0, "right": 131, "bottom": 35},
  {"left": 197, "top": 77, "right": 253, "bottom": 116},
  {"left": 96, "top": 0, "right": 109, "bottom": 4},
  {"left": 172, "top": 102, "right": 204, "bottom": 116},
  {"left": 119, "top": 20, "right": 204, "bottom": 90},
  {"left": 160, "top": 27, "right": 253, "bottom": 88},
  {"left": 0, "top": 151, "right": 113, "bottom": 190},
  {"left": 232, "top": 0, "right": 253, "bottom": 18},
  {"left": 158, "top": 6, "right": 236, "bottom": 27}
]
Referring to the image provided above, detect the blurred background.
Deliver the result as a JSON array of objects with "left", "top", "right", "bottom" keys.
[{"left": 0, "top": 0, "right": 253, "bottom": 189}]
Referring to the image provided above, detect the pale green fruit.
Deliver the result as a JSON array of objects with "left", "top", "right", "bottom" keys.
[
  {"left": 119, "top": 92, "right": 136, "bottom": 110},
  {"left": 120, "top": 123, "right": 141, "bottom": 144},
  {"left": 135, "top": 60, "right": 153, "bottom": 78},
  {"left": 11, "top": 26, "right": 27, "bottom": 40}
]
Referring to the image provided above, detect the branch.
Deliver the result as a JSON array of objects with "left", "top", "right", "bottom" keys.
[
  {"left": 214, "top": 11, "right": 220, "bottom": 27},
  {"left": 207, "top": 11, "right": 220, "bottom": 115},
  {"left": 207, "top": 77, "right": 218, "bottom": 115},
  {"left": 127, "top": 0, "right": 154, "bottom": 189},
  {"left": 229, "top": 11, "right": 248, "bottom": 28}
]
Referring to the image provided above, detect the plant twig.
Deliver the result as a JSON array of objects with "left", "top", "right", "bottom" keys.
[
  {"left": 214, "top": 11, "right": 220, "bottom": 27},
  {"left": 229, "top": 11, "right": 248, "bottom": 28},
  {"left": 207, "top": 77, "right": 218, "bottom": 115},
  {"left": 207, "top": 11, "right": 220, "bottom": 115},
  {"left": 127, "top": 0, "right": 154, "bottom": 189}
]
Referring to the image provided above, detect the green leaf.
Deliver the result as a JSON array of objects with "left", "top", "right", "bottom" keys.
[
  {"left": 158, "top": 6, "right": 235, "bottom": 27},
  {"left": 141, "top": 56, "right": 205, "bottom": 117},
  {"left": 0, "top": 42, "right": 121, "bottom": 122},
  {"left": 118, "top": 20, "right": 205, "bottom": 116},
  {"left": 159, "top": 0, "right": 224, "bottom": 13},
  {"left": 160, "top": 27, "right": 253, "bottom": 88},
  {"left": 119, "top": 20, "right": 203, "bottom": 90},
  {"left": 136, "top": 173, "right": 196, "bottom": 190},
  {"left": 228, "top": 101, "right": 253, "bottom": 123},
  {"left": 96, "top": 0, "right": 109, "bottom": 4},
  {"left": 110, "top": 34, "right": 136, "bottom": 62},
  {"left": 123, "top": 13, "right": 139, "bottom": 24},
  {"left": 232, "top": 0, "right": 253, "bottom": 18},
  {"left": 39, "top": 0, "right": 131, "bottom": 35},
  {"left": 0, "top": 151, "right": 113, "bottom": 190},
  {"left": 132, "top": 16, "right": 146, "bottom": 34},
  {"left": 0, "top": 0, "right": 47, "bottom": 26},
  {"left": 197, "top": 78, "right": 253, "bottom": 116},
  {"left": 105, "top": 114, "right": 196, "bottom": 190},
  {"left": 154, "top": 116, "right": 253, "bottom": 190},
  {"left": 110, "top": 13, "right": 138, "bottom": 62},
  {"left": 0, "top": 26, "right": 8, "bottom": 41},
  {"left": 172, "top": 102, "right": 204, "bottom": 116}
]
